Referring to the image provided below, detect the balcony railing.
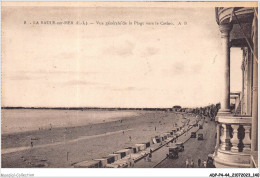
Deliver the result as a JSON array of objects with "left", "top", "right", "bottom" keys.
[{"left": 214, "top": 114, "right": 252, "bottom": 168}]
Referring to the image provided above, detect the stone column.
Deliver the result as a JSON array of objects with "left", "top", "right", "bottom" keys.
[
  {"left": 251, "top": 14, "right": 258, "bottom": 152},
  {"left": 241, "top": 50, "right": 245, "bottom": 115},
  {"left": 219, "top": 24, "right": 233, "bottom": 113},
  {"left": 247, "top": 48, "right": 252, "bottom": 115},
  {"left": 220, "top": 124, "right": 231, "bottom": 150},
  {"left": 230, "top": 124, "right": 239, "bottom": 152},
  {"left": 215, "top": 123, "right": 220, "bottom": 149},
  {"left": 243, "top": 125, "right": 251, "bottom": 152},
  {"left": 214, "top": 123, "right": 221, "bottom": 157}
]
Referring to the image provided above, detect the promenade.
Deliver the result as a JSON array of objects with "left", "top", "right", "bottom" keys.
[{"left": 156, "top": 117, "right": 216, "bottom": 168}]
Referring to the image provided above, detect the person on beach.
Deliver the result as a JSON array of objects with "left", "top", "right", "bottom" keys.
[
  {"left": 203, "top": 161, "right": 207, "bottom": 168},
  {"left": 130, "top": 159, "right": 134, "bottom": 168},
  {"left": 129, "top": 136, "right": 132, "bottom": 141},
  {"left": 147, "top": 154, "right": 151, "bottom": 162},
  {"left": 198, "top": 159, "right": 201, "bottom": 167},
  {"left": 190, "top": 160, "right": 194, "bottom": 168},
  {"left": 155, "top": 126, "right": 156, "bottom": 131},
  {"left": 185, "top": 159, "right": 189, "bottom": 168},
  {"left": 31, "top": 141, "right": 33, "bottom": 148}
]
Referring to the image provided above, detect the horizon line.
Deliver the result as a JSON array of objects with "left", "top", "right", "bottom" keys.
[{"left": 1, "top": 105, "right": 216, "bottom": 110}]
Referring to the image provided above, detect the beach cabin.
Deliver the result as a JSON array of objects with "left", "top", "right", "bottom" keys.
[
  {"left": 125, "top": 147, "right": 137, "bottom": 154},
  {"left": 106, "top": 160, "right": 129, "bottom": 168},
  {"left": 114, "top": 149, "right": 132, "bottom": 159},
  {"left": 159, "top": 134, "right": 165, "bottom": 141},
  {"left": 74, "top": 160, "right": 101, "bottom": 168},
  {"left": 108, "top": 153, "right": 121, "bottom": 161},
  {"left": 106, "top": 164, "right": 120, "bottom": 168},
  {"left": 102, "top": 155, "right": 116, "bottom": 164},
  {"left": 152, "top": 137, "right": 158, "bottom": 144},
  {"left": 150, "top": 138, "right": 155, "bottom": 145},
  {"left": 143, "top": 141, "right": 151, "bottom": 148},
  {"left": 165, "top": 132, "right": 172, "bottom": 137},
  {"left": 155, "top": 136, "right": 162, "bottom": 143},
  {"left": 162, "top": 133, "right": 168, "bottom": 140},
  {"left": 175, "top": 131, "right": 181, "bottom": 137},
  {"left": 111, "top": 159, "right": 129, "bottom": 168},
  {"left": 135, "top": 143, "right": 146, "bottom": 152},
  {"left": 93, "top": 158, "right": 108, "bottom": 168}
]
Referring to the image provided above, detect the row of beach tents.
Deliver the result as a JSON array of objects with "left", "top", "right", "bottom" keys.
[{"left": 73, "top": 126, "right": 188, "bottom": 168}]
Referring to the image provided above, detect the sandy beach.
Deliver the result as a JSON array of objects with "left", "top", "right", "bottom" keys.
[{"left": 1, "top": 109, "right": 194, "bottom": 168}]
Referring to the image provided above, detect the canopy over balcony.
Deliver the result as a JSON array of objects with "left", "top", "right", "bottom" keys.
[
  {"left": 216, "top": 7, "right": 255, "bottom": 25},
  {"left": 216, "top": 7, "right": 255, "bottom": 47}
]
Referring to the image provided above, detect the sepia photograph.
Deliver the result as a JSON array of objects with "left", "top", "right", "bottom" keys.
[{"left": 0, "top": 1, "right": 259, "bottom": 177}]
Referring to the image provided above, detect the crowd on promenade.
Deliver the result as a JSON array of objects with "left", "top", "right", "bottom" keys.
[
  {"left": 174, "top": 104, "right": 220, "bottom": 121},
  {"left": 191, "top": 104, "right": 220, "bottom": 119}
]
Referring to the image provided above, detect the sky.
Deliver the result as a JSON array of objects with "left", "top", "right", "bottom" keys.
[{"left": 2, "top": 5, "right": 242, "bottom": 108}]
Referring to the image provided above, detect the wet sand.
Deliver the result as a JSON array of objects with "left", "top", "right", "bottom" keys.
[{"left": 1, "top": 109, "right": 194, "bottom": 168}]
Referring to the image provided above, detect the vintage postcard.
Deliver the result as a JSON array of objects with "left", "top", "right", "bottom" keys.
[{"left": 1, "top": 1, "right": 259, "bottom": 177}]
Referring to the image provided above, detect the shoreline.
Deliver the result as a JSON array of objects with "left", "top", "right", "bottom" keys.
[
  {"left": 1, "top": 107, "right": 173, "bottom": 111},
  {"left": 1, "top": 109, "right": 145, "bottom": 134}
]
